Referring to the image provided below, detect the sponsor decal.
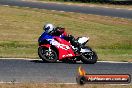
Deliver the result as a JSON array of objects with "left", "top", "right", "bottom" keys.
[
  {"left": 76, "top": 66, "right": 131, "bottom": 85},
  {"left": 48, "top": 39, "right": 70, "bottom": 50},
  {"left": 62, "top": 54, "right": 73, "bottom": 58}
]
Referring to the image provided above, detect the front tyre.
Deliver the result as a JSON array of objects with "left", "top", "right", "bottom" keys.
[
  {"left": 38, "top": 47, "right": 58, "bottom": 63},
  {"left": 81, "top": 51, "right": 98, "bottom": 64}
]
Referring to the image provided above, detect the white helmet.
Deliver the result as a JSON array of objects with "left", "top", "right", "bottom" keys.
[{"left": 43, "top": 23, "right": 55, "bottom": 34}]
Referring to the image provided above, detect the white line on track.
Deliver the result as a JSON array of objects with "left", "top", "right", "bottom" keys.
[
  {"left": 0, "top": 81, "right": 77, "bottom": 84},
  {"left": 0, "top": 58, "right": 37, "bottom": 61},
  {"left": 0, "top": 82, "right": 19, "bottom": 84},
  {"left": 2, "top": 5, "right": 9, "bottom": 7},
  {"left": 0, "top": 58, "right": 132, "bottom": 63},
  {"left": 98, "top": 61, "right": 132, "bottom": 63},
  {"left": 0, "top": 81, "right": 131, "bottom": 85}
]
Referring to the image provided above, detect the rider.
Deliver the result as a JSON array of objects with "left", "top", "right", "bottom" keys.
[{"left": 38, "top": 23, "right": 80, "bottom": 49}]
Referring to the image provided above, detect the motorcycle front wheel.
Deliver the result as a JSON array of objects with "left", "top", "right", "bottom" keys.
[{"left": 38, "top": 47, "right": 58, "bottom": 63}]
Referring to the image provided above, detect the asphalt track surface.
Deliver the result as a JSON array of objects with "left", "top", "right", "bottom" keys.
[
  {"left": 0, "top": 0, "right": 132, "bottom": 84},
  {"left": 0, "top": 59, "right": 132, "bottom": 83},
  {"left": 0, "top": 0, "right": 132, "bottom": 19}
]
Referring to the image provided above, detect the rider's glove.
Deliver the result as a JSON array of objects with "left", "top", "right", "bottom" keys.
[{"left": 68, "top": 35, "right": 75, "bottom": 41}]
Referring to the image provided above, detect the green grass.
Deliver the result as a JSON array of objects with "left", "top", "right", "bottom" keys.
[
  {"left": 0, "top": 5, "right": 132, "bottom": 61},
  {"left": 0, "top": 41, "right": 37, "bottom": 58}
]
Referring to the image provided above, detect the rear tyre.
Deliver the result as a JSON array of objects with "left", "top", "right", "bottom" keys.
[
  {"left": 81, "top": 50, "right": 98, "bottom": 64},
  {"left": 38, "top": 47, "right": 58, "bottom": 63}
]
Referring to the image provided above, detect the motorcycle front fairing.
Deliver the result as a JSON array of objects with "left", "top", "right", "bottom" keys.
[
  {"left": 51, "top": 37, "right": 76, "bottom": 60},
  {"left": 38, "top": 32, "right": 76, "bottom": 60},
  {"left": 38, "top": 32, "right": 53, "bottom": 44},
  {"left": 38, "top": 32, "right": 54, "bottom": 48}
]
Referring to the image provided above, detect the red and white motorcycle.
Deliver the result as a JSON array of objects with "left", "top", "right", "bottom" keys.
[{"left": 38, "top": 33, "right": 98, "bottom": 64}]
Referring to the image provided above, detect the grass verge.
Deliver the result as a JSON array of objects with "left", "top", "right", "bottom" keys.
[
  {"left": 0, "top": 83, "right": 131, "bottom": 88},
  {"left": 0, "top": 5, "right": 132, "bottom": 61}
]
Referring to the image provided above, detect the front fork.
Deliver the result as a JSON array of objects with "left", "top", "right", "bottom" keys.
[{"left": 48, "top": 47, "right": 51, "bottom": 52}]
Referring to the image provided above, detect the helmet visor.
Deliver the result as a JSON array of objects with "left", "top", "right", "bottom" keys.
[{"left": 45, "top": 26, "right": 50, "bottom": 31}]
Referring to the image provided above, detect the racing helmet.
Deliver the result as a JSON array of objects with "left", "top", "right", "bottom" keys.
[{"left": 43, "top": 23, "right": 55, "bottom": 34}]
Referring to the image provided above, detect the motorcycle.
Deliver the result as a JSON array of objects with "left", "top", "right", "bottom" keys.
[{"left": 38, "top": 32, "right": 98, "bottom": 64}]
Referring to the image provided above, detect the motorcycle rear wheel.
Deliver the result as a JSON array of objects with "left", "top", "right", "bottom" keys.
[
  {"left": 38, "top": 47, "right": 58, "bottom": 63},
  {"left": 80, "top": 48, "right": 98, "bottom": 64}
]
